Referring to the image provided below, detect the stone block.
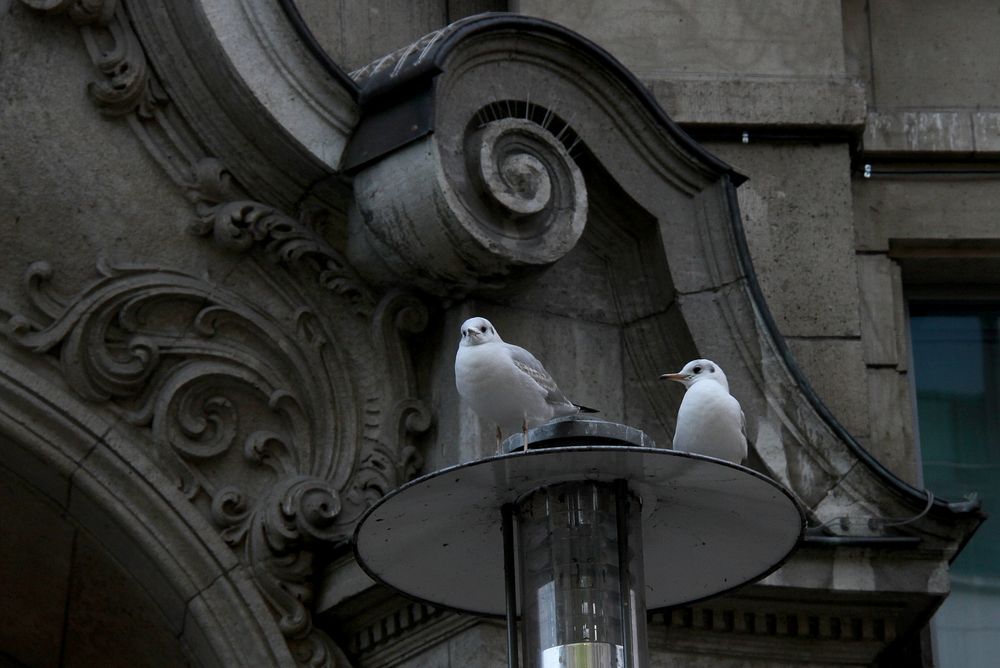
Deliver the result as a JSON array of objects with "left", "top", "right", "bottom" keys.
[
  {"left": 862, "top": 111, "right": 975, "bottom": 155},
  {"left": 448, "top": 622, "right": 507, "bottom": 667},
  {"left": 296, "top": 0, "right": 447, "bottom": 72},
  {"left": 706, "top": 142, "right": 861, "bottom": 338},
  {"left": 650, "top": 76, "right": 866, "bottom": 129},
  {"left": 183, "top": 565, "right": 293, "bottom": 668},
  {"left": 0, "top": 468, "right": 75, "bottom": 668},
  {"left": 514, "top": 0, "right": 846, "bottom": 79},
  {"left": 62, "top": 532, "right": 190, "bottom": 668},
  {"left": 841, "top": 0, "right": 874, "bottom": 103},
  {"left": 865, "top": 367, "right": 919, "bottom": 486},
  {"left": 786, "top": 337, "right": 869, "bottom": 440},
  {"left": 0, "top": 12, "right": 243, "bottom": 323},
  {"left": 856, "top": 253, "right": 900, "bottom": 366},
  {"left": 0, "top": 349, "right": 116, "bottom": 506},
  {"left": 973, "top": 111, "right": 1000, "bottom": 152},
  {"left": 868, "top": 0, "right": 1000, "bottom": 108},
  {"left": 394, "top": 643, "right": 450, "bottom": 668},
  {"left": 853, "top": 178, "right": 1000, "bottom": 252},
  {"left": 69, "top": 447, "right": 200, "bottom": 634}
]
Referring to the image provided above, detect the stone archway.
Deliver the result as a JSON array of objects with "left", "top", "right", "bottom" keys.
[{"left": 0, "top": 351, "right": 292, "bottom": 666}]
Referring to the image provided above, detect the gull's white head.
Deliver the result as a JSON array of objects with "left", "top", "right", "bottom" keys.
[
  {"left": 660, "top": 358, "right": 729, "bottom": 391},
  {"left": 459, "top": 317, "right": 501, "bottom": 347}
]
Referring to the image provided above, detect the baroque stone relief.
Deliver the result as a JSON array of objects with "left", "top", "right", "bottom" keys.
[
  {"left": 4, "top": 207, "right": 428, "bottom": 666},
  {"left": 11, "top": 3, "right": 986, "bottom": 665},
  {"left": 11, "top": 3, "right": 403, "bottom": 664}
]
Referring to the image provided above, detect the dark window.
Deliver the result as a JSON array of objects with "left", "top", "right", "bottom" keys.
[{"left": 910, "top": 301, "right": 1000, "bottom": 666}]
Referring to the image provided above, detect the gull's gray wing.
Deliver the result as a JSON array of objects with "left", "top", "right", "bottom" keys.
[{"left": 506, "top": 343, "right": 574, "bottom": 407}]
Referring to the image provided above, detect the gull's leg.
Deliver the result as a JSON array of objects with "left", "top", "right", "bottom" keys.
[
  {"left": 496, "top": 425, "right": 502, "bottom": 454},
  {"left": 522, "top": 418, "right": 529, "bottom": 453}
]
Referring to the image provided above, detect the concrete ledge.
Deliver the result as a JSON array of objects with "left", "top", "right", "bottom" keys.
[
  {"left": 647, "top": 76, "right": 867, "bottom": 129},
  {"left": 862, "top": 110, "right": 1000, "bottom": 156}
]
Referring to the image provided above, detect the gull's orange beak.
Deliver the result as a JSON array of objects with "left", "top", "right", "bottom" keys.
[{"left": 659, "top": 372, "right": 687, "bottom": 382}]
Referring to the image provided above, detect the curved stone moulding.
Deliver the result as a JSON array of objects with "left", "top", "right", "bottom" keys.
[
  {"left": 341, "top": 13, "right": 981, "bottom": 544},
  {"left": 122, "top": 0, "right": 360, "bottom": 212}
]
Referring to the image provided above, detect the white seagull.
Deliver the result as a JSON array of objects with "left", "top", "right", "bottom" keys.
[
  {"left": 660, "top": 359, "right": 747, "bottom": 464},
  {"left": 455, "top": 316, "right": 595, "bottom": 451}
]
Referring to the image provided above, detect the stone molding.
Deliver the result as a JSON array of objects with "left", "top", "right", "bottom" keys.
[
  {"left": 12, "top": 3, "right": 392, "bottom": 664},
  {"left": 647, "top": 75, "right": 868, "bottom": 133},
  {"left": 346, "top": 113, "right": 589, "bottom": 299},
  {"left": 19, "top": 0, "right": 164, "bottom": 118},
  {"left": 342, "top": 15, "right": 741, "bottom": 299},
  {"left": 862, "top": 109, "right": 1000, "bottom": 157},
  {"left": 123, "top": 0, "right": 357, "bottom": 211},
  {"left": 19, "top": 0, "right": 358, "bottom": 214},
  {"left": 321, "top": 583, "right": 916, "bottom": 667}
]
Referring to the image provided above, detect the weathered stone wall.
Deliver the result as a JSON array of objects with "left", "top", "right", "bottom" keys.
[{"left": 2, "top": 1, "right": 993, "bottom": 667}]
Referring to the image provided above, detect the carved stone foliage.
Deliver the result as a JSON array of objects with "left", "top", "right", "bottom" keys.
[
  {"left": 21, "top": 0, "right": 166, "bottom": 118},
  {"left": 3, "top": 198, "right": 429, "bottom": 665},
  {"left": 21, "top": 0, "right": 116, "bottom": 27}
]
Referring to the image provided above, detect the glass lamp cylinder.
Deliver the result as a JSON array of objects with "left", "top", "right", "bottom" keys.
[{"left": 516, "top": 480, "right": 648, "bottom": 667}]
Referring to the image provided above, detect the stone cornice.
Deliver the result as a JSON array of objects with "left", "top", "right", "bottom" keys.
[
  {"left": 648, "top": 75, "right": 868, "bottom": 134},
  {"left": 319, "top": 581, "right": 932, "bottom": 667},
  {"left": 862, "top": 109, "right": 1000, "bottom": 157}
]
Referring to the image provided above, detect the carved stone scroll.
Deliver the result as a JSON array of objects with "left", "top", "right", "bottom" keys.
[{"left": 347, "top": 113, "right": 587, "bottom": 298}]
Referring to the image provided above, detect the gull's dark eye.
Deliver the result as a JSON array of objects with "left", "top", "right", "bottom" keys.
[
  {"left": 480, "top": 325, "right": 487, "bottom": 333},
  {"left": 693, "top": 366, "right": 702, "bottom": 374}
]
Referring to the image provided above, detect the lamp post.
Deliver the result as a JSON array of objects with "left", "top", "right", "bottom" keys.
[{"left": 354, "top": 419, "right": 804, "bottom": 667}]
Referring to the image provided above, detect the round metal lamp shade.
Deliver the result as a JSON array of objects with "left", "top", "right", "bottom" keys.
[{"left": 353, "top": 446, "right": 804, "bottom": 616}]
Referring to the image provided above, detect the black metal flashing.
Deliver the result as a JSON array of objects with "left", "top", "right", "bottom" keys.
[
  {"left": 277, "top": 0, "right": 360, "bottom": 100},
  {"left": 724, "top": 175, "right": 985, "bottom": 524}
]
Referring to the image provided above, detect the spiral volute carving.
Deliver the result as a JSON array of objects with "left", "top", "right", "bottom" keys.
[
  {"left": 464, "top": 117, "right": 588, "bottom": 264},
  {"left": 347, "top": 105, "right": 589, "bottom": 297}
]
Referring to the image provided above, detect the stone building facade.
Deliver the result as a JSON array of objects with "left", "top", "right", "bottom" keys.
[{"left": 1, "top": 1, "right": 995, "bottom": 667}]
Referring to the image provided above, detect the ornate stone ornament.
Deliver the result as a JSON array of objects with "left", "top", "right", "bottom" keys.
[
  {"left": 7, "top": 3, "right": 985, "bottom": 667},
  {"left": 3, "top": 157, "right": 429, "bottom": 666}
]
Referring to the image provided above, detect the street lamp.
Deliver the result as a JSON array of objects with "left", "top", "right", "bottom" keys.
[{"left": 354, "top": 418, "right": 803, "bottom": 667}]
